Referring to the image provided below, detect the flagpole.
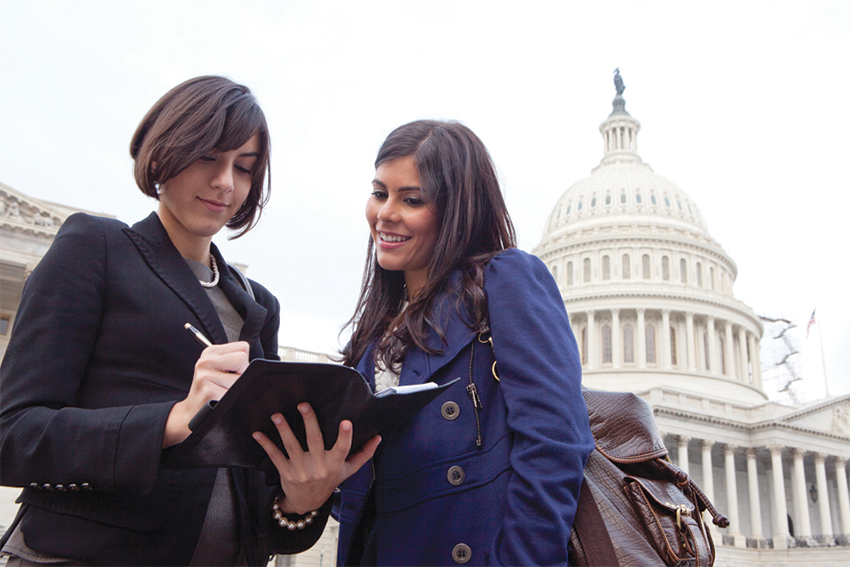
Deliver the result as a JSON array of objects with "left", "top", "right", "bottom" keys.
[{"left": 818, "top": 325, "right": 830, "bottom": 398}]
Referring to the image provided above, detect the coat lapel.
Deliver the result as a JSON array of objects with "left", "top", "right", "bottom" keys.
[
  {"left": 123, "top": 212, "right": 265, "bottom": 347},
  {"left": 400, "top": 274, "right": 477, "bottom": 386}
]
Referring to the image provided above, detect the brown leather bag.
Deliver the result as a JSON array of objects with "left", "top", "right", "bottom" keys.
[{"left": 569, "top": 390, "right": 729, "bottom": 566}]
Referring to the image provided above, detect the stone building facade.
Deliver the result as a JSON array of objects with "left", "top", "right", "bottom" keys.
[{"left": 532, "top": 85, "right": 850, "bottom": 566}]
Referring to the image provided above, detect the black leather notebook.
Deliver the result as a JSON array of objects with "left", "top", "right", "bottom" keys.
[{"left": 163, "top": 359, "right": 458, "bottom": 476}]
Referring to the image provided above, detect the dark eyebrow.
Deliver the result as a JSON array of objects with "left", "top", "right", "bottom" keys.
[{"left": 371, "top": 179, "right": 421, "bottom": 192}]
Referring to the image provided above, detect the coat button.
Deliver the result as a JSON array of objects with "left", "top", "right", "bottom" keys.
[
  {"left": 81, "top": 483, "right": 93, "bottom": 491},
  {"left": 447, "top": 466, "right": 465, "bottom": 486},
  {"left": 452, "top": 543, "right": 472, "bottom": 564},
  {"left": 55, "top": 484, "right": 66, "bottom": 491},
  {"left": 69, "top": 484, "right": 80, "bottom": 491},
  {"left": 441, "top": 401, "right": 460, "bottom": 420},
  {"left": 41, "top": 483, "right": 53, "bottom": 491}
]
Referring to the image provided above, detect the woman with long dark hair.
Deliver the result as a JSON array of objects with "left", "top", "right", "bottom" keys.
[
  {"left": 336, "top": 120, "right": 594, "bottom": 565},
  {"left": 0, "top": 76, "right": 377, "bottom": 566}
]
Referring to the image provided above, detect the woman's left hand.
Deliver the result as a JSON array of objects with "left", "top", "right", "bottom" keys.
[{"left": 252, "top": 402, "right": 381, "bottom": 515}]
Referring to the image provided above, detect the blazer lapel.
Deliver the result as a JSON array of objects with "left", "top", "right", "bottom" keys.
[
  {"left": 214, "top": 252, "right": 267, "bottom": 350},
  {"left": 123, "top": 212, "right": 228, "bottom": 344}
]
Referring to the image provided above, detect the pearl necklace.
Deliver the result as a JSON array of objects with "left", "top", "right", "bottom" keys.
[{"left": 199, "top": 254, "right": 220, "bottom": 288}]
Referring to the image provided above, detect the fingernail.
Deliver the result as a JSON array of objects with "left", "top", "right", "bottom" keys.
[
  {"left": 341, "top": 421, "right": 351, "bottom": 431},
  {"left": 252, "top": 432, "right": 261, "bottom": 440},
  {"left": 298, "top": 403, "right": 309, "bottom": 414},
  {"left": 272, "top": 414, "right": 282, "bottom": 424}
]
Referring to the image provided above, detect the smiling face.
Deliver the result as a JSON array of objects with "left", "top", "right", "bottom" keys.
[
  {"left": 366, "top": 155, "right": 440, "bottom": 296},
  {"left": 157, "top": 135, "right": 259, "bottom": 262}
]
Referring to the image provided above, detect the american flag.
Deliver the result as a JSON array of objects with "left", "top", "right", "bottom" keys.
[{"left": 806, "top": 309, "right": 816, "bottom": 338}]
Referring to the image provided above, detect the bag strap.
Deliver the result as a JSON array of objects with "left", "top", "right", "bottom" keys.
[{"left": 573, "top": 479, "right": 619, "bottom": 566}]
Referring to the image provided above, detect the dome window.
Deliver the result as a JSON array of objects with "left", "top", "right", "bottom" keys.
[
  {"left": 552, "top": 265, "right": 558, "bottom": 285},
  {"left": 567, "top": 261, "right": 574, "bottom": 286},
  {"left": 645, "top": 324, "right": 656, "bottom": 364},
  {"left": 688, "top": 203, "right": 693, "bottom": 215},
  {"left": 566, "top": 204, "right": 571, "bottom": 215},
  {"left": 578, "top": 201, "right": 583, "bottom": 211},
  {"left": 602, "top": 255, "right": 611, "bottom": 280},
  {"left": 680, "top": 259, "right": 688, "bottom": 284},
  {"left": 677, "top": 200, "right": 683, "bottom": 211},
  {"left": 665, "top": 197, "right": 671, "bottom": 207},
  {"left": 602, "top": 325, "right": 612, "bottom": 364},
  {"left": 636, "top": 192, "right": 642, "bottom": 204},
  {"left": 620, "top": 192, "right": 627, "bottom": 204},
  {"left": 591, "top": 196, "right": 597, "bottom": 208},
  {"left": 710, "top": 267, "right": 715, "bottom": 290},
  {"left": 583, "top": 258, "right": 591, "bottom": 283},
  {"left": 622, "top": 254, "right": 631, "bottom": 279},
  {"left": 662, "top": 256, "right": 670, "bottom": 281},
  {"left": 696, "top": 262, "right": 703, "bottom": 287},
  {"left": 605, "top": 194, "right": 611, "bottom": 205},
  {"left": 623, "top": 324, "right": 635, "bottom": 364},
  {"left": 651, "top": 194, "right": 657, "bottom": 205}
]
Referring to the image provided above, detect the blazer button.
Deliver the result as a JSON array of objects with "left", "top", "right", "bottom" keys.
[
  {"left": 81, "top": 483, "right": 93, "bottom": 491},
  {"left": 29, "top": 483, "right": 38, "bottom": 489},
  {"left": 447, "top": 466, "right": 465, "bottom": 486},
  {"left": 41, "top": 483, "right": 53, "bottom": 491},
  {"left": 69, "top": 484, "right": 80, "bottom": 491},
  {"left": 55, "top": 484, "right": 66, "bottom": 491},
  {"left": 452, "top": 543, "right": 472, "bottom": 564},
  {"left": 441, "top": 401, "right": 460, "bottom": 420}
]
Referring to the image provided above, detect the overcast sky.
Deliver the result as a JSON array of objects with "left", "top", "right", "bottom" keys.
[{"left": 2, "top": 0, "right": 848, "bottom": 402}]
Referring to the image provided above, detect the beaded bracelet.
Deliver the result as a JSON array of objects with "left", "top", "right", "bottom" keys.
[{"left": 272, "top": 494, "right": 319, "bottom": 531}]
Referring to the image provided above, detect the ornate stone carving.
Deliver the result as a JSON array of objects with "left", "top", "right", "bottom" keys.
[{"left": 832, "top": 403, "right": 850, "bottom": 435}]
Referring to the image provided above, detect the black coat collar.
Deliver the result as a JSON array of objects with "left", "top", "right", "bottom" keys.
[{"left": 123, "top": 212, "right": 267, "bottom": 348}]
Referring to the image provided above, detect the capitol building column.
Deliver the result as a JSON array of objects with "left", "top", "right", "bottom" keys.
[
  {"left": 746, "top": 449, "right": 764, "bottom": 539},
  {"left": 661, "top": 309, "right": 671, "bottom": 369},
  {"left": 752, "top": 336, "right": 763, "bottom": 389},
  {"left": 747, "top": 333, "right": 758, "bottom": 385},
  {"left": 677, "top": 435, "right": 691, "bottom": 475},
  {"left": 813, "top": 453, "right": 834, "bottom": 541},
  {"left": 706, "top": 315, "right": 717, "bottom": 374},
  {"left": 586, "top": 310, "right": 596, "bottom": 369},
  {"left": 792, "top": 448, "right": 813, "bottom": 538},
  {"left": 769, "top": 445, "right": 791, "bottom": 549},
  {"left": 835, "top": 457, "right": 850, "bottom": 536},
  {"left": 611, "top": 308, "right": 621, "bottom": 367},
  {"left": 737, "top": 327, "right": 748, "bottom": 383},
  {"left": 723, "top": 320, "right": 735, "bottom": 379},
  {"left": 685, "top": 312, "right": 696, "bottom": 372},
  {"left": 636, "top": 308, "right": 646, "bottom": 368},
  {"left": 701, "top": 440, "right": 715, "bottom": 502},
  {"left": 724, "top": 445, "right": 743, "bottom": 544}
]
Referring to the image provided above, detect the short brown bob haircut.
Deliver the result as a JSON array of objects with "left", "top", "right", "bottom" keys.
[{"left": 130, "top": 75, "right": 271, "bottom": 238}]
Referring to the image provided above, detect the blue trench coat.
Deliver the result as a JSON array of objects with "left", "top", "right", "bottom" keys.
[{"left": 334, "top": 249, "right": 594, "bottom": 566}]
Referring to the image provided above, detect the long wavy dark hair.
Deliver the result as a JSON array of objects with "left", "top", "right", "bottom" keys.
[{"left": 342, "top": 120, "right": 516, "bottom": 370}]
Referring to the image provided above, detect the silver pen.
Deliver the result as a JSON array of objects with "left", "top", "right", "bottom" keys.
[{"left": 184, "top": 323, "right": 213, "bottom": 348}]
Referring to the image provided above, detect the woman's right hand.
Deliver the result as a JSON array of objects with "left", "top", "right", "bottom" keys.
[{"left": 162, "top": 341, "right": 250, "bottom": 448}]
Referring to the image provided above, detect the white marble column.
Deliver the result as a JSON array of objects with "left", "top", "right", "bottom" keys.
[
  {"left": 701, "top": 440, "right": 715, "bottom": 503},
  {"left": 611, "top": 308, "right": 621, "bottom": 368},
  {"left": 814, "top": 453, "right": 833, "bottom": 537},
  {"left": 752, "top": 335, "right": 763, "bottom": 388},
  {"left": 769, "top": 445, "right": 790, "bottom": 548},
  {"left": 678, "top": 436, "right": 691, "bottom": 475},
  {"left": 738, "top": 328, "right": 748, "bottom": 382},
  {"left": 835, "top": 457, "right": 850, "bottom": 536},
  {"left": 746, "top": 449, "right": 764, "bottom": 539},
  {"left": 725, "top": 445, "right": 742, "bottom": 538},
  {"left": 747, "top": 333, "right": 758, "bottom": 386},
  {"left": 792, "top": 448, "right": 812, "bottom": 537},
  {"left": 686, "top": 312, "right": 696, "bottom": 372},
  {"left": 724, "top": 321, "right": 735, "bottom": 378},
  {"left": 706, "top": 315, "right": 717, "bottom": 374},
  {"left": 661, "top": 309, "right": 671, "bottom": 369},
  {"left": 586, "top": 310, "right": 596, "bottom": 370},
  {"left": 637, "top": 308, "right": 646, "bottom": 368}
]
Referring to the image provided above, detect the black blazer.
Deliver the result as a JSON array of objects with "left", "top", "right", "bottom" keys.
[{"left": 0, "top": 212, "right": 325, "bottom": 565}]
